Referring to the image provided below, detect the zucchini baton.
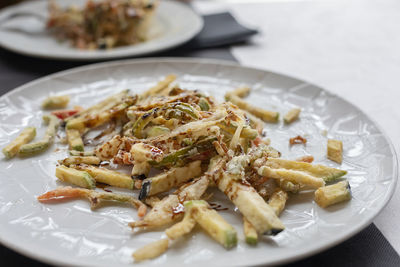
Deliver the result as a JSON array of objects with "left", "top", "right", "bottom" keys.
[{"left": 2, "top": 127, "right": 36, "bottom": 159}]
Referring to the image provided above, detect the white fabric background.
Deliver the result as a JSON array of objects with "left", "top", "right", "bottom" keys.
[{"left": 195, "top": 0, "right": 400, "bottom": 253}]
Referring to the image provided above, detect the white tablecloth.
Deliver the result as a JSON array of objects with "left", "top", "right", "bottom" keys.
[{"left": 195, "top": 0, "right": 400, "bottom": 254}]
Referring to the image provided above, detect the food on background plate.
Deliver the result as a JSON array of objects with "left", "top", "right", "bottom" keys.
[
  {"left": 4, "top": 74, "right": 351, "bottom": 262},
  {"left": 47, "top": 0, "right": 157, "bottom": 50}
]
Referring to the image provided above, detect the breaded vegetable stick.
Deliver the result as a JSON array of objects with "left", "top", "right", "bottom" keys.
[
  {"left": 213, "top": 157, "right": 285, "bottom": 235},
  {"left": 141, "top": 74, "right": 176, "bottom": 98},
  {"left": 230, "top": 87, "right": 251, "bottom": 98},
  {"left": 2, "top": 127, "right": 36, "bottom": 159},
  {"left": 56, "top": 165, "right": 96, "bottom": 189},
  {"left": 315, "top": 180, "right": 351, "bottom": 208},
  {"left": 268, "top": 189, "right": 288, "bottom": 216},
  {"left": 66, "top": 129, "right": 84, "bottom": 151},
  {"left": 41, "top": 95, "right": 70, "bottom": 109},
  {"left": 258, "top": 166, "right": 325, "bottom": 189},
  {"left": 225, "top": 93, "right": 279, "bottom": 123},
  {"left": 284, "top": 108, "right": 301, "bottom": 124},
  {"left": 66, "top": 96, "right": 136, "bottom": 131},
  {"left": 243, "top": 217, "right": 258, "bottom": 245},
  {"left": 327, "top": 139, "right": 343, "bottom": 164},
  {"left": 263, "top": 158, "right": 347, "bottom": 181},
  {"left": 18, "top": 115, "right": 60, "bottom": 157},
  {"left": 60, "top": 156, "right": 101, "bottom": 166},
  {"left": 38, "top": 186, "right": 143, "bottom": 210},
  {"left": 75, "top": 165, "right": 134, "bottom": 189},
  {"left": 185, "top": 200, "right": 238, "bottom": 249},
  {"left": 165, "top": 208, "right": 197, "bottom": 240},
  {"left": 139, "top": 160, "right": 202, "bottom": 199},
  {"left": 130, "top": 175, "right": 209, "bottom": 229},
  {"left": 132, "top": 239, "right": 169, "bottom": 262}
]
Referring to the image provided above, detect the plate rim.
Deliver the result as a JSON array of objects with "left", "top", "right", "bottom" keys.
[
  {"left": 0, "top": 0, "right": 204, "bottom": 61},
  {"left": 0, "top": 57, "right": 397, "bottom": 266}
]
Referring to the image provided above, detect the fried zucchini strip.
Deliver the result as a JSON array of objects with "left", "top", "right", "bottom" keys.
[
  {"left": 243, "top": 217, "right": 258, "bottom": 245},
  {"left": 258, "top": 166, "right": 324, "bottom": 189},
  {"left": 185, "top": 200, "right": 238, "bottom": 249},
  {"left": 258, "top": 158, "right": 347, "bottom": 186},
  {"left": 95, "top": 135, "right": 125, "bottom": 160},
  {"left": 165, "top": 207, "right": 196, "bottom": 240},
  {"left": 75, "top": 165, "right": 134, "bottom": 189},
  {"left": 69, "top": 150, "right": 95, "bottom": 157},
  {"left": 55, "top": 165, "right": 96, "bottom": 189},
  {"left": 230, "top": 87, "right": 251, "bottom": 98},
  {"left": 327, "top": 139, "right": 343, "bottom": 164},
  {"left": 129, "top": 175, "right": 209, "bottom": 229},
  {"left": 66, "top": 90, "right": 129, "bottom": 121},
  {"left": 268, "top": 189, "right": 288, "bottom": 216},
  {"left": 139, "top": 160, "right": 202, "bottom": 199},
  {"left": 132, "top": 239, "right": 169, "bottom": 262},
  {"left": 141, "top": 74, "right": 176, "bottom": 98},
  {"left": 66, "top": 95, "right": 136, "bottom": 131},
  {"left": 38, "top": 186, "right": 143, "bottom": 209},
  {"left": 66, "top": 128, "right": 84, "bottom": 151},
  {"left": 41, "top": 95, "right": 70, "bottom": 109},
  {"left": 2, "top": 127, "right": 36, "bottom": 159},
  {"left": 60, "top": 156, "right": 101, "bottom": 166},
  {"left": 18, "top": 115, "right": 60, "bottom": 157},
  {"left": 284, "top": 108, "right": 301, "bottom": 124},
  {"left": 213, "top": 157, "right": 284, "bottom": 235},
  {"left": 315, "top": 180, "right": 351, "bottom": 208},
  {"left": 225, "top": 93, "right": 279, "bottom": 123}
]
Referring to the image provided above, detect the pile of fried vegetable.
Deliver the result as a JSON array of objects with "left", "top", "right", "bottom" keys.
[{"left": 3, "top": 75, "right": 351, "bottom": 262}]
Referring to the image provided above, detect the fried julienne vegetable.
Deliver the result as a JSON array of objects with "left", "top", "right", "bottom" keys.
[
  {"left": 2, "top": 127, "right": 36, "bottom": 159},
  {"left": 2, "top": 74, "right": 351, "bottom": 262}
]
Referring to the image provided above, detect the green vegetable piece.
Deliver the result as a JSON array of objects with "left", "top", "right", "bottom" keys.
[
  {"left": 150, "top": 136, "right": 217, "bottom": 168},
  {"left": 18, "top": 115, "right": 60, "bottom": 157},
  {"left": 218, "top": 122, "right": 258, "bottom": 140},
  {"left": 146, "top": 126, "right": 170, "bottom": 138},
  {"left": 55, "top": 165, "right": 96, "bottom": 189},
  {"left": 243, "top": 217, "right": 258, "bottom": 245},
  {"left": 315, "top": 180, "right": 351, "bottom": 208},
  {"left": 61, "top": 156, "right": 101, "bottom": 166},
  {"left": 132, "top": 108, "right": 161, "bottom": 138},
  {"left": 41, "top": 95, "right": 70, "bottom": 109},
  {"left": 265, "top": 158, "right": 347, "bottom": 182},
  {"left": 2, "top": 127, "right": 36, "bottom": 159},
  {"left": 18, "top": 140, "right": 50, "bottom": 157},
  {"left": 76, "top": 165, "right": 134, "bottom": 189},
  {"left": 66, "top": 129, "right": 84, "bottom": 151},
  {"left": 175, "top": 103, "right": 198, "bottom": 119},
  {"left": 185, "top": 200, "right": 238, "bottom": 249},
  {"left": 198, "top": 97, "right": 210, "bottom": 111},
  {"left": 69, "top": 150, "right": 95, "bottom": 157}
]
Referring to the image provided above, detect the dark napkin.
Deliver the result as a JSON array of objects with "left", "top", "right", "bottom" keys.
[{"left": 184, "top": 12, "right": 258, "bottom": 49}]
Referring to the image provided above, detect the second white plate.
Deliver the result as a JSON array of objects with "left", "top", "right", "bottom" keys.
[{"left": 0, "top": 0, "right": 203, "bottom": 60}]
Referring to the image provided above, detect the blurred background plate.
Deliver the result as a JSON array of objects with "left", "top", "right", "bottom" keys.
[{"left": 0, "top": 0, "right": 203, "bottom": 60}]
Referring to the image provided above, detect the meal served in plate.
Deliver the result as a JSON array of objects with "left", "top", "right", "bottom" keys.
[
  {"left": 47, "top": 0, "right": 157, "bottom": 49},
  {"left": 3, "top": 75, "right": 350, "bottom": 262}
]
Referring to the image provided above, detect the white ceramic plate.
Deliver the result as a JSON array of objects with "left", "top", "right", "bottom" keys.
[
  {"left": 0, "top": 0, "right": 203, "bottom": 60},
  {"left": 0, "top": 58, "right": 397, "bottom": 266}
]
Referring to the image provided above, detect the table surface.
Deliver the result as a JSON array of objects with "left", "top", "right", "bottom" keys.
[{"left": 1, "top": 0, "right": 400, "bottom": 266}]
